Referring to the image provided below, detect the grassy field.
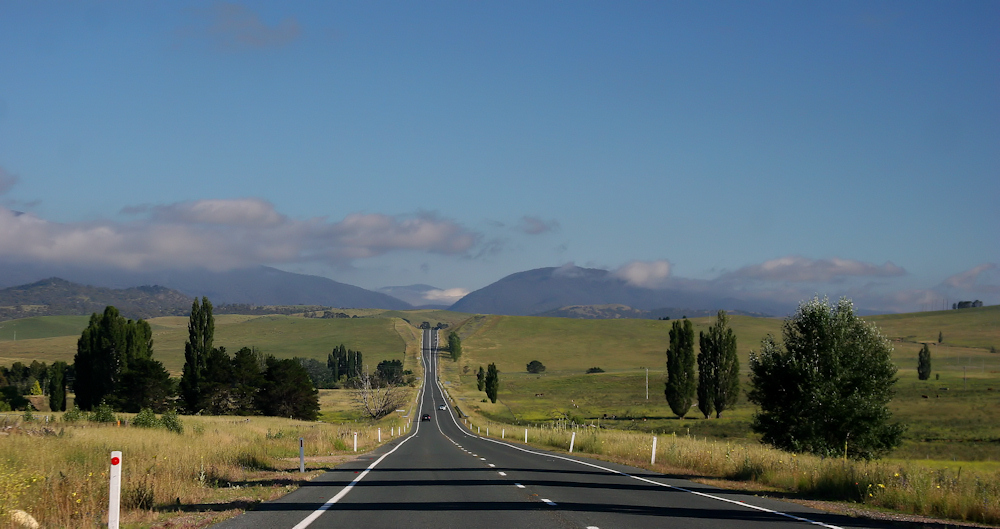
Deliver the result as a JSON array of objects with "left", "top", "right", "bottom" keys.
[
  {"left": 0, "top": 313, "right": 415, "bottom": 375},
  {"left": 444, "top": 305, "right": 1000, "bottom": 463}
]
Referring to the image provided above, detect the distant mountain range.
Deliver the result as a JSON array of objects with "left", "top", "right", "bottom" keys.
[
  {"left": 0, "top": 264, "right": 411, "bottom": 310},
  {"left": 0, "top": 262, "right": 797, "bottom": 320},
  {"left": 0, "top": 278, "right": 192, "bottom": 320},
  {"left": 449, "top": 265, "right": 790, "bottom": 316}
]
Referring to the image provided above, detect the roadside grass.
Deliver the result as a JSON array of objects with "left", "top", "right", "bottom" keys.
[
  {"left": 0, "top": 412, "right": 409, "bottom": 529},
  {"left": 454, "top": 415, "right": 1000, "bottom": 525}
]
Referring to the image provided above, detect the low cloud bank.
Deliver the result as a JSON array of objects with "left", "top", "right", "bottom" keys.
[{"left": 0, "top": 199, "right": 479, "bottom": 271}]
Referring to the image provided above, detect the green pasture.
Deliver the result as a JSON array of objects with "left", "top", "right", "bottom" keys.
[{"left": 0, "top": 315, "right": 90, "bottom": 341}]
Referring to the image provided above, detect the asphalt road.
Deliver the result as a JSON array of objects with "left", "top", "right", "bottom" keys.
[{"left": 215, "top": 329, "right": 886, "bottom": 529}]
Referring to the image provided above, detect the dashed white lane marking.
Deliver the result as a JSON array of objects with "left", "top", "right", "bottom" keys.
[
  {"left": 488, "top": 463, "right": 496, "bottom": 467},
  {"left": 586, "top": 526, "right": 599, "bottom": 529},
  {"left": 541, "top": 499, "right": 557, "bottom": 506},
  {"left": 498, "top": 472, "right": 507, "bottom": 476},
  {"left": 480, "top": 458, "right": 487, "bottom": 461},
  {"left": 515, "top": 483, "right": 525, "bottom": 489}
]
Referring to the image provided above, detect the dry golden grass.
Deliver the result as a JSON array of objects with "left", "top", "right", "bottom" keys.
[
  {"left": 0, "top": 413, "right": 410, "bottom": 529},
  {"left": 459, "top": 416, "right": 1000, "bottom": 526}
]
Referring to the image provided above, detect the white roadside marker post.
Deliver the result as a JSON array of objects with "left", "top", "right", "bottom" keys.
[
  {"left": 502, "top": 429, "right": 505, "bottom": 439},
  {"left": 569, "top": 432, "right": 576, "bottom": 453},
  {"left": 378, "top": 428, "right": 382, "bottom": 442},
  {"left": 108, "top": 451, "right": 122, "bottom": 529},
  {"left": 651, "top": 436, "right": 658, "bottom": 465},
  {"left": 486, "top": 427, "right": 489, "bottom": 437},
  {"left": 478, "top": 426, "right": 480, "bottom": 434},
  {"left": 353, "top": 432, "right": 358, "bottom": 452},
  {"left": 299, "top": 438, "right": 305, "bottom": 473}
]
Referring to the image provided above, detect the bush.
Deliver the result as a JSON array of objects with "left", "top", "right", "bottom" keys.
[
  {"left": 132, "top": 408, "right": 161, "bottom": 429},
  {"left": 88, "top": 402, "right": 117, "bottom": 423},
  {"left": 160, "top": 410, "right": 183, "bottom": 434},
  {"left": 526, "top": 360, "right": 546, "bottom": 374},
  {"left": 62, "top": 406, "right": 83, "bottom": 422},
  {"left": 586, "top": 367, "right": 604, "bottom": 373}
]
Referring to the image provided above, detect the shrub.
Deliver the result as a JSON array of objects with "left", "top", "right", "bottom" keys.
[
  {"left": 132, "top": 408, "right": 161, "bottom": 429},
  {"left": 88, "top": 402, "right": 117, "bottom": 423},
  {"left": 526, "top": 360, "right": 545, "bottom": 374},
  {"left": 586, "top": 367, "right": 604, "bottom": 374},
  {"left": 62, "top": 406, "right": 83, "bottom": 422},
  {"left": 160, "top": 410, "right": 183, "bottom": 434}
]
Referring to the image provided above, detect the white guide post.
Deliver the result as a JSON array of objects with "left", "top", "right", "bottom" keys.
[
  {"left": 378, "top": 428, "right": 382, "bottom": 442},
  {"left": 478, "top": 426, "right": 480, "bottom": 434},
  {"left": 486, "top": 427, "right": 489, "bottom": 437},
  {"left": 108, "top": 451, "right": 122, "bottom": 529},
  {"left": 353, "top": 432, "right": 358, "bottom": 452},
  {"left": 299, "top": 438, "right": 305, "bottom": 473},
  {"left": 651, "top": 436, "right": 658, "bottom": 465},
  {"left": 502, "top": 429, "right": 505, "bottom": 439},
  {"left": 569, "top": 432, "right": 576, "bottom": 453},
  {"left": 524, "top": 429, "right": 528, "bottom": 443}
]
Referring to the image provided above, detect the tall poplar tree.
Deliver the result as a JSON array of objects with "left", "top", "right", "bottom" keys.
[
  {"left": 665, "top": 318, "right": 695, "bottom": 418},
  {"left": 485, "top": 363, "right": 499, "bottom": 403},
  {"left": 180, "top": 297, "right": 214, "bottom": 414},
  {"left": 697, "top": 310, "right": 740, "bottom": 418},
  {"left": 917, "top": 343, "right": 932, "bottom": 381},
  {"left": 448, "top": 331, "right": 462, "bottom": 362}
]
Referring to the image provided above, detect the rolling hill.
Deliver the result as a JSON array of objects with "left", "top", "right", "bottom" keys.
[{"left": 0, "top": 278, "right": 192, "bottom": 321}]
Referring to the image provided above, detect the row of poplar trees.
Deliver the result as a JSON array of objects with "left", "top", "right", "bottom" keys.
[{"left": 665, "top": 310, "right": 740, "bottom": 419}]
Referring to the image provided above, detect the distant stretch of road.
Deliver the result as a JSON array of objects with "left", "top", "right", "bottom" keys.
[{"left": 216, "top": 329, "right": 886, "bottom": 529}]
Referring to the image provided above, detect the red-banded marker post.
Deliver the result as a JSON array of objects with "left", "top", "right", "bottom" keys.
[{"left": 108, "top": 451, "right": 122, "bottom": 529}]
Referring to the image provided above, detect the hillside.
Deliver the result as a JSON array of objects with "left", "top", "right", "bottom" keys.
[
  {"left": 0, "top": 278, "right": 192, "bottom": 321},
  {"left": 0, "top": 263, "right": 412, "bottom": 310},
  {"left": 534, "top": 304, "right": 771, "bottom": 320},
  {"left": 449, "top": 265, "right": 789, "bottom": 316}
]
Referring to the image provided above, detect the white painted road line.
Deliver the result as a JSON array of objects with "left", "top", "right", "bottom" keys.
[
  {"left": 488, "top": 463, "right": 496, "bottom": 467},
  {"left": 541, "top": 499, "right": 557, "bottom": 506},
  {"left": 515, "top": 483, "right": 525, "bottom": 489},
  {"left": 498, "top": 472, "right": 506, "bottom": 476}
]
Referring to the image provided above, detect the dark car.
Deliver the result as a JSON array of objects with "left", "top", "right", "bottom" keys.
[{"left": 422, "top": 414, "right": 431, "bottom": 421}]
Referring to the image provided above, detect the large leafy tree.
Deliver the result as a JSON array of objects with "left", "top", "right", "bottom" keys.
[
  {"left": 748, "top": 297, "right": 904, "bottom": 460},
  {"left": 180, "top": 297, "right": 214, "bottom": 414},
  {"left": 73, "top": 306, "right": 157, "bottom": 410},
  {"left": 258, "top": 357, "right": 320, "bottom": 421},
  {"left": 230, "top": 347, "right": 265, "bottom": 415},
  {"left": 697, "top": 310, "right": 740, "bottom": 418},
  {"left": 665, "top": 318, "right": 696, "bottom": 418},
  {"left": 917, "top": 343, "right": 932, "bottom": 381},
  {"left": 485, "top": 363, "right": 499, "bottom": 403}
]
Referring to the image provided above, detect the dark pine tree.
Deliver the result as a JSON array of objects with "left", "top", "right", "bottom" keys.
[
  {"left": 485, "top": 363, "right": 500, "bottom": 403},
  {"left": 258, "top": 357, "right": 320, "bottom": 421}
]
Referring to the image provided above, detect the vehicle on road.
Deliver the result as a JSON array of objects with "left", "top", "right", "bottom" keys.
[
  {"left": 438, "top": 405, "right": 447, "bottom": 411},
  {"left": 421, "top": 414, "right": 431, "bottom": 421}
]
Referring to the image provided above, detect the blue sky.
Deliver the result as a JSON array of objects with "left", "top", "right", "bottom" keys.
[{"left": 0, "top": 1, "right": 997, "bottom": 312}]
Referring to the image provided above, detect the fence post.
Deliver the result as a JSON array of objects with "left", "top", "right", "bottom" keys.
[
  {"left": 651, "top": 436, "right": 657, "bottom": 465},
  {"left": 108, "top": 451, "right": 122, "bottom": 529},
  {"left": 299, "top": 438, "right": 305, "bottom": 473},
  {"left": 353, "top": 432, "right": 358, "bottom": 452},
  {"left": 569, "top": 432, "right": 576, "bottom": 453}
]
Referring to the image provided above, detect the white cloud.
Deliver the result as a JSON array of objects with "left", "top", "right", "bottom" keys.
[
  {"left": 723, "top": 256, "right": 906, "bottom": 283},
  {"left": 613, "top": 260, "right": 672, "bottom": 288},
  {"left": 0, "top": 199, "right": 480, "bottom": 271},
  {"left": 422, "top": 288, "right": 469, "bottom": 304},
  {"left": 942, "top": 263, "right": 997, "bottom": 291}
]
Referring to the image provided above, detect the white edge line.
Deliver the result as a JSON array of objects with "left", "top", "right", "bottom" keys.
[
  {"left": 291, "top": 330, "right": 433, "bottom": 529},
  {"left": 432, "top": 369, "right": 843, "bottom": 529}
]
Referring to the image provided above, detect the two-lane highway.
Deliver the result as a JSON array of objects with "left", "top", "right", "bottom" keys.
[{"left": 216, "top": 329, "right": 884, "bottom": 529}]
